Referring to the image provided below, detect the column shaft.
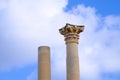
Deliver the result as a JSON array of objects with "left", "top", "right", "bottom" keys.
[
  {"left": 59, "top": 23, "right": 84, "bottom": 80},
  {"left": 38, "top": 46, "right": 51, "bottom": 80},
  {"left": 66, "top": 43, "right": 80, "bottom": 80}
]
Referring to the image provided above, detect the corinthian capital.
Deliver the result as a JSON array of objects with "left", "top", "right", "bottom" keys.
[
  {"left": 59, "top": 23, "right": 84, "bottom": 44},
  {"left": 59, "top": 23, "right": 84, "bottom": 35}
]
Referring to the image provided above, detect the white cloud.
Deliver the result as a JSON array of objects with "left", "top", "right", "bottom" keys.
[
  {"left": 0, "top": 0, "right": 68, "bottom": 71},
  {"left": 79, "top": 14, "right": 120, "bottom": 79},
  {"left": 0, "top": 0, "right": 120, "bottom": 80},
  {"left": 0, "top": 0, "right": 7, "bottom": 10}
]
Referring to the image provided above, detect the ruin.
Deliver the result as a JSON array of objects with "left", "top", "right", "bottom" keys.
[{"left": 38, "top": 23, "right": 84, "bottom": 80}]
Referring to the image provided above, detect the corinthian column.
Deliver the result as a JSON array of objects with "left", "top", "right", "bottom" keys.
[
  {"left": 59, "top": 23, "right": 84, "bottom": 80},
  {"left": 38, "top": 46, "right": 51, "bottom": 80}
]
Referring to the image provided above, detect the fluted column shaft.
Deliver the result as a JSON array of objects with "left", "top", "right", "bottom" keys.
[{"left": 38, "top": 46, "right": 51, "bottom": 80}]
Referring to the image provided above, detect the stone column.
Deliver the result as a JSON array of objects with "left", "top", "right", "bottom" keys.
[
  {"left": 59, "top": 23, "right": 84, "bottom": 80},
  {"left": 38, "top": 46, "right": 51, "bottom": 80}
]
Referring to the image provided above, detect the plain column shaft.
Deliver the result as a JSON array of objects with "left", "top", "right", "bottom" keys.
[
  {"left": 38, "top": 46, "right": 51, "bottom": 80},
  {"left": 59, "top": 23, "right": 84, "bottom": 80},
  {"left": 66, "top": 43, "right": 80, "bottom": 80}
]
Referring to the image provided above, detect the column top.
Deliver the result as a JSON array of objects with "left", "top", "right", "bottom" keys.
[
  {"left": 38, "top": 46, "right": 50, "bottom": 54},
  {"left": 38, "top": 46, "right": 50, "bottom": 50},
  {"left": 59, "top": 23, "right": 84, "bottom": 35}
]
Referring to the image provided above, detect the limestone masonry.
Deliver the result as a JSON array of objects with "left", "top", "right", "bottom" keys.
[
  {"left": 59, "top": 23, "right": 84, "bottom": 80},
  {"left": 38, "top": 23, "right": 84, "bottom": 80},
  {"left": 38, "top": 46, "right": 51, "bottom": 80}
]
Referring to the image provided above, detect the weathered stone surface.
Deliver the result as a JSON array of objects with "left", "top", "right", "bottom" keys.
[
  {"left": 59, "top": 23, "right": 84, "bottom": 80},
  {"left": 59, "top": 23, "right": 84, "bottom": 35},
  {"left": 38, "top": 46, "right": 51, "bottom": 80}
]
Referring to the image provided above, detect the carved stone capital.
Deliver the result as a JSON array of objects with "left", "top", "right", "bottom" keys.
[
  {"left": 65, "top": 33, "right": 79, "bottom": 44},
  {"left": 59, "top": 23, "right": 84, "bottom": 44}
]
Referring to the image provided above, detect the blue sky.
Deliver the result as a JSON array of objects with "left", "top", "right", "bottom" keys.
[
  {"left": 0, "top": 0, "right": 120, "bottom": 80},
  {"left": 67, "top": 0, "right": 120, "bottom": 15}
]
